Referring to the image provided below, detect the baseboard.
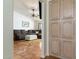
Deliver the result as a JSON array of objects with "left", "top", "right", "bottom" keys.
[
  {"left": 40, "top": 54, "right": 45, "bottom": 58},
  {"left": 49, "top": 53, "right": 62, "bottom": 58},
  {"left": 40, "top": 53, "right": 49, "bottom": 58}
]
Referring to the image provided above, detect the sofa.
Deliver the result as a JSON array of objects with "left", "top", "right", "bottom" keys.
[{"left": 14, "top": 30, "right": 41, "bottom": 40}]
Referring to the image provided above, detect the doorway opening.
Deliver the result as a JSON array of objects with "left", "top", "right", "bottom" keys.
[{"left": 13, "top": 0, "right": 43, "bottom": 59}]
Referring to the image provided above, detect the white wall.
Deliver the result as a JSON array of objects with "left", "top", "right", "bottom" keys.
[{"left": 13, "top": 11, "right": 34, "bottom": 30}]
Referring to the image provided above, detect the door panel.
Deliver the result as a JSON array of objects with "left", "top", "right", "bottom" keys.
[
  {"left": 49, "top": 21, "right": 61, "bottom": 38},
  {"left": 63, "top": 0, "right": 74, "bottom": 18},
  {"left": 49, "top": 0, "right": 60, "bottom": 20},
  {"left": 51, "top": 39, "right": 60, "bottom": 56},
  {"left": 61, "top": 40, "right": 74, "bottom": 59},
  {"left": 61, "top": 20, "right": 74, "bottom": 39}
]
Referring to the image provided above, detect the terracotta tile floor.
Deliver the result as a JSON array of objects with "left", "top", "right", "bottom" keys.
[{"left": 14, "top": 39, "right": 41, "bottom": 59}]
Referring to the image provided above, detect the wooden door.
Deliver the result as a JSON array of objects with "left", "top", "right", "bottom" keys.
[
  {"left": 49, "top": 0, "right": 75, "bottom": 59},
  {"left": 49, "top": 0, "right": 61, "bottom": 57},
  {"left": 61, "top": 0, "right": 75, "bottom": 59}
]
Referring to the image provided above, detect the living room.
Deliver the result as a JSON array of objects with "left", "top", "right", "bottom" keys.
[{"left": 13, "top": 0, "right": 42, "bottom": 59}]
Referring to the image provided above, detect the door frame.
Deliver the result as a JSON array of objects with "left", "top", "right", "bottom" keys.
[
  {"left": 3, "top": 0, "right": 49, "bottom": 59},
  {"left": 39, "top": 0, "right": 50, "bottom": 58}
]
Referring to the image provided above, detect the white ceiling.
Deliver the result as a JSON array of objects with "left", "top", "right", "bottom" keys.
[{"left": 14, "top": 0, "right": 39, "bottom": 17}]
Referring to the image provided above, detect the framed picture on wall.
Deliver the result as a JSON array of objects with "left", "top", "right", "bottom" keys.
[{"left": 22, "top": 21, "right": 29, "bottom": 27}]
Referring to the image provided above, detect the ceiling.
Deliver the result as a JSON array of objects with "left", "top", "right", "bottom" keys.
[{"left": 14, "top": 0, "right": 39, "bottom": 17}]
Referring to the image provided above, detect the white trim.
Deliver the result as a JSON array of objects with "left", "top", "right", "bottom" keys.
[
  {"left": 40, "top": 53, "right": 45, "bottom": 58},
  {"left": 46, "top": 0, "right": 49, "bottom": 56},
  {"left": 3, "top": 0, "right": 13, "bottom": 59},
  {"left": 39, "top": 0, "right": 45, "bottom": 58},
  {"left": 40, "top": 0, "right": 50, "bottom": 57},
  {"left": 41, "top": 2, "right": 45, "bottom": 58},
  {"left": 50, "top": 53, "right": 62, "bottom": 59}
]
